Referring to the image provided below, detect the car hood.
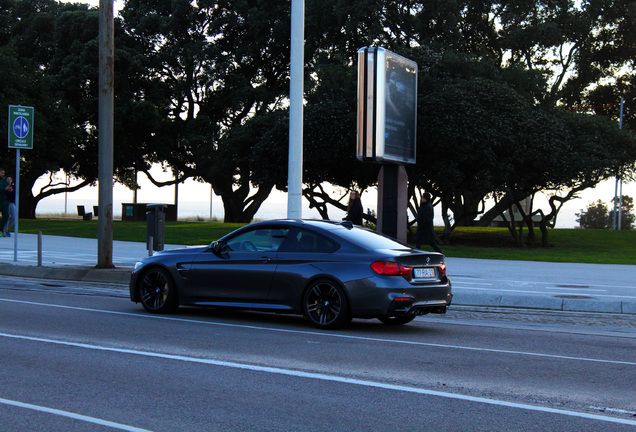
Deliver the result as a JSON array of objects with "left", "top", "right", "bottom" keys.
[{"left": 151, "top": 245, "right": 209, "bottom": 257}]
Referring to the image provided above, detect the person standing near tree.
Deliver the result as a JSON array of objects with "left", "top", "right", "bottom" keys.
[
  {"left": 0, "top": 168, "right": 10, "bottom": 237},
  {"left": 344, "top": 191, "right": 363, "bottom": 225},
  {"left": 415, "top": 192, "right": 442, "bottom": 253}
]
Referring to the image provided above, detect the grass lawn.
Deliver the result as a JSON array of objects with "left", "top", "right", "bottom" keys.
[{"left": 15, "top": 219, "right": 636, "bottom": 265}]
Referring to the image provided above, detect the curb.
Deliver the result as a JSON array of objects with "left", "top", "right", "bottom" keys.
[
  {"left": 453, "top": 292, "right": 636, "bottom": 314},
  {"left": 1, "top": 265, "right": 131, "bottom": 285}
]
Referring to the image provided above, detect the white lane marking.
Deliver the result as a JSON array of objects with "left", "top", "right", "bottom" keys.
[
  {"left": 452, "top": 276, "right": 636, "bottom": 291},
  {"left": 1, "top": 332, "right": 635, "bottom": 427},
  {"left": 1, "top": 298, "right": 635, "bottom": 366},
  {"left": 454, "top": 286, "right": 636, "bottom": 299},
  {"left": 0, "top": 397, "right": 152, "bottom": 431}
]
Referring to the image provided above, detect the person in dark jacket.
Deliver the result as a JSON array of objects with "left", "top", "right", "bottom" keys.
[
  {"left": 415, "top": 192, "right": 441, "bottom": 252},
  {"left": 344, "top": 191, "right": 363, "bottom": 225},
  {"left": 0, "top": 168, "right": 10, "bottom": 237},
  {"left": 3, "top": 176, "right": 16, "bottom": 237}
]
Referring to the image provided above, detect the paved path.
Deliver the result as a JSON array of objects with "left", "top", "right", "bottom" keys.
[{"left": 1, "top": 233, "right": 635, "bottom": 314}]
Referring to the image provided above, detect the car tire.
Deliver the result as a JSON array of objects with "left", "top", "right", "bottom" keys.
[
  {"left": 139, "top": 267, "right": 179, "bottom": 314},
  {"left": 377, "top": 315, "right": 416, "bottom": 325},
  {"left": 303, "top": 279, "right": 352, "bottom": 330}
]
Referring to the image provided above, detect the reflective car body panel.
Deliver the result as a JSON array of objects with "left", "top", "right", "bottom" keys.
[{"left": 130, "top": 220, "right": 452, "bottom": 327}]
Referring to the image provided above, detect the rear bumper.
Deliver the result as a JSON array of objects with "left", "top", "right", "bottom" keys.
[
  {"left": 346, "top": 277, "right": 453, "bottom": 317},
  {"left": 388, "top": 294, "right": 453, "bottom": 315}
]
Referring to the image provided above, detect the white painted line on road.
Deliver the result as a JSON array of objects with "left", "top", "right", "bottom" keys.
[
  {"left": 2, "top": 298, "right": 635, "bottom": 366},
  {"left": 452, "top": 276, "right": 636, "bottom": 290},
  {"left": 1, "top": 332, "right": 635, "bottom": 427},
  {"left": 0, "top": 397, "right": 152, "bottom": 432},
  {"left": 454, "top": 286, "right": 636, "bottom": 299}
]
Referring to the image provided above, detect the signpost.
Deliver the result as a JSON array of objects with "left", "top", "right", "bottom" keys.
[
  {"left": 8, "top": 105, "right": 34, "bottom": 149},
  {"left": 7, "top": 105, "right": 34, "bottom": 261}
]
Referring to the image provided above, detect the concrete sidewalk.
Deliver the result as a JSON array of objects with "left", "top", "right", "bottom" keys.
[{"left": 1, "top": 233, "right": 635, "bottom": 314}]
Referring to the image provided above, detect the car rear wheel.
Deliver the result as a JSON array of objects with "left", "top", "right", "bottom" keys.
[
  {"left": 139, "top": 267, "right": 178, "bottom": 314},
  {"left": 377, "top": 315, "right": 416, "bottom": 325},
  {"left": 303, "top": 279, "right": 352, "bottom": 329}
]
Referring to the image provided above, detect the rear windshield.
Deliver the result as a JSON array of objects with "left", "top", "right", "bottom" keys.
[{"left": 334, "top": 227, "right": 408, "bottom": 250}]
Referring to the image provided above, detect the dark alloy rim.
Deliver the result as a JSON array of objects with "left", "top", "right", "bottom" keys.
[
  {"left": 305, "top": 282, "right": 343, "bottom": 325},
  {"left": 141, "top": 270, "right": 170, "bottom": 310}
]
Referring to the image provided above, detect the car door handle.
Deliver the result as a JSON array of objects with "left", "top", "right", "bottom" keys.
[{"left": 259, "top": 256, "right": 272, "bottom": 263}]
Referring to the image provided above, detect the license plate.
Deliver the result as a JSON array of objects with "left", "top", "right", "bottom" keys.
[{"left": 414, "top": 268, "right": 436, "bottom": 279}]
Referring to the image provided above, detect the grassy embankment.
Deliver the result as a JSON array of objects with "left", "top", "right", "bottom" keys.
[{"left": 15, "top": 218, "right": 636, "bottom": 265}]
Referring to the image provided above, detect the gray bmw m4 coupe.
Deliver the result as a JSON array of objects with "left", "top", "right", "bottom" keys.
[{"left": 130, "top": 219, "right": 452, "bottom": 329}]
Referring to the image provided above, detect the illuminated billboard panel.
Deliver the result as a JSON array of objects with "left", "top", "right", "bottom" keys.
[{"left": 357, "top": 47, "right": 417, "bottom": 165}]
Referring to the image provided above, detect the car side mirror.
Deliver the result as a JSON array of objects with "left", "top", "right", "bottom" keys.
[{"left": 210, "top": 241, "right": 228, "bottom": 255}]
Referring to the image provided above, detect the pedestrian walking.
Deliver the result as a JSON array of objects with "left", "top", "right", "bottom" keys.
[
  {"left": 3, "top": 176, "right": 16, "bottom": 237},
  {"left": 415, "top": 192, "right": 442, "bottom": 253},
  {"left": 0, "top": 168, "right": 10, "bottom": 237}
]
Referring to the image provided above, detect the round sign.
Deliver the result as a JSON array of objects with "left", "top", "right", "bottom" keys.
[{"left": 13, "top": 116, "right": 29, "bottom": 139}]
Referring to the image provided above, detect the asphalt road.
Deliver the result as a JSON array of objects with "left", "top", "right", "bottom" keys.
[{"left": 1, "top": 277, "right": 635, "bottom": 432}]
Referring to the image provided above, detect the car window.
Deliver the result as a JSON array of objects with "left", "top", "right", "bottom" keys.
[
  {"left": 279, "top": 228, "right": 338, "bottom": 253},
  {"left": 226, "top": 228, "right": 289, "bottom": 252},
  {"left": 334, "top": 227, "right": 408, "bottom": 249}
]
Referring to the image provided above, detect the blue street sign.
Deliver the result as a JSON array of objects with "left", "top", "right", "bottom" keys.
[
  {"left": 8, "top": 105, "right": 34, "bottom": 149},
  {"left": 13, "top": 116, "right": 29, "bottom": 139}
]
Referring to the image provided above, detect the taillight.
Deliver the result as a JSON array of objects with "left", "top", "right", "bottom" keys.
[
  {"left": 371, "top": 261, "right": 413, "bottom": 276},
  {"left": 439, "top": 263, "right": 446, "bottom": 275}
]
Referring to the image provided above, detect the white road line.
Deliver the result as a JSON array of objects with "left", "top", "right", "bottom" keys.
[
  {"left": 1, "top": 332, "right": 635, "bottom": 427},
  {"left": 452, "top": 276, "right": 636, "bottom": 290},
  {"left": 454, "top": 286, "right": 636, "bottom": 299},
  {"left": 0, "top": 397, "right": 152, "bottom": 432},
  {"left": 1, "top": 298, "right": 635, "bottom": 366}
]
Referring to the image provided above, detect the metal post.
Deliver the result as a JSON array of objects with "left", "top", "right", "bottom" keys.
[
  {"left": 97, "top": 0, "right": 114, "bottom": 267},
  {"left": 14, "top": 149, "right": 19, "bottom": 261},
  {"left": 287, "top": 0, "right": 304, "bottom": 220},
  {"left": 618, "top": 97, "right": 624, "bottom": 230},
  {"left": 37, "top": 231, "right": 42, "bottom": 267}
]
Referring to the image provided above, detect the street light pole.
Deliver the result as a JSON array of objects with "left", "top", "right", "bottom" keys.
[
  {"left": 97, "top": 0, "right": 114, "bottom": 267},
  {"left": 287, "top": 0, "right": 304, "bottom": 220},
  {"left": 612, "top": 97, "right": 625, "bottom": 230}
]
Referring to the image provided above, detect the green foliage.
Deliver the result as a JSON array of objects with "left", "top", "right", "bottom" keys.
[
  {"left": 576, "top": 195, "right": 635, "bottom": 229},
  {"left": 576, "top": 200, "right": 612, "bottom": 229},
  {"left": 3, "top": 0, "right": 636, "bottom": 230}
]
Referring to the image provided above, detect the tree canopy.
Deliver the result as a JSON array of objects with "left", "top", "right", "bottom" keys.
[{"left": 1, "top": 0, "right": 635, "bottom": 241}]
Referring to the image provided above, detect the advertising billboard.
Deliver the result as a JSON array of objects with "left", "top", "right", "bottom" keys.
[{"left": 357, "top": 47, "right": 417, "bottom": 164}]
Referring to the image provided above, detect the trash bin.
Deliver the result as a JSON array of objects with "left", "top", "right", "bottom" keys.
[{"left": 146, "top": 204, "right": 167, "bottom": 252}]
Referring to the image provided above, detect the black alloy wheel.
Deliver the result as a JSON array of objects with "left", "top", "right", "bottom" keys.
[
  {"left": 139, "top": 267, "right": 178, "bottom": 313},
  {"left": 303, "top": 279, "right": 351, "bottom": 329},
  {"left": 377, "top": 315, "right": 416, "bottom": 325}
]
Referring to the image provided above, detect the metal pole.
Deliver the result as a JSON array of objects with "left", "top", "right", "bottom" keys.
[
  {"left": 97, "top": 0, "right": 114, "bottom": 267},
  {"left": 618, "top": 97, "right": 624, "bottom": 230},
  {"left": 612, "top": 97, "right": 625, "bottom": 230},
  {"left": 37, "top": 231, "right": 42, "bottom": 267},
  {"left": 287, "top": 0, "right": 304, "bottom": 220},
  {"left": 14, "top": 149, "right": 19, "bottom": 261}
]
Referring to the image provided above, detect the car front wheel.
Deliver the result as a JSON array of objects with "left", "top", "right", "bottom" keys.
[
  {"left": 303, "top": 279, "right": 352, "bottom": 330},
  {"left": 139, "top": 267, "right": 178, "bottom": 314}
]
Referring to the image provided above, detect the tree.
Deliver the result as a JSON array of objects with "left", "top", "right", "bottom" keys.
[
  {"left": 577, "top": 196, "right": 634, "bottom": 229},
  {"left": 576, "top": 200, "right": 612, "bottom": 229}
]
